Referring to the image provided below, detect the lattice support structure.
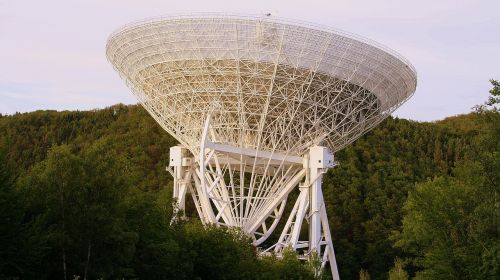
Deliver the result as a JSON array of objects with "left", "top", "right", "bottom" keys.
[
  {"left": 167, "top": 116, "right": 340, "bottom": 278},
  {"left": 106, "top": 14, "right": 417, "bottom": 280},
  {"left": 263, "top": 146, "right": 340, "bottom": 279}
]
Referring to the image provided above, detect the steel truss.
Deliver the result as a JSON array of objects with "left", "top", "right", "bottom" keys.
[
  {"left": 107, "top": 15, "right": 417, "bottom": 280},
  {"left": 106, "top": 16, "right": 417, "bottom": 158},
  {"left": 168, "top": 116, "right": 340, "bottom": 279}
]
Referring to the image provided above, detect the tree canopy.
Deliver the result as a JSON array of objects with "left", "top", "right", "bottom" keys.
[
  {"left": 393, "top": 80, "right": 499, "bottom": 279},
  {"left": 0, "top": 81, "right": 498, "bottom": 279}
]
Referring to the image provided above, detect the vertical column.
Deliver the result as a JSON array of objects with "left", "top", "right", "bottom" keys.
[
  {"left": 169, "top": 146, "right": 191, "bottom": 217},
  {"left": 309, "top": 159, "right": 323, "bottom": 253},
  {"left": 308, "top": 146, "right": 339, "bottom": 279},
  {"left": 309, "top": 146, "right": 333, "bottom": 254}
]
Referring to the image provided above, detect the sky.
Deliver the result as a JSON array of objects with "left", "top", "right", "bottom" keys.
[{"left": 0, "top": 0, "right": 499, "bottom": 121}]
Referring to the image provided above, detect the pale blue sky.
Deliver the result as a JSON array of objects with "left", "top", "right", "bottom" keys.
[{"left": 1, "top": 0, "right": 499, "bottom": 121}]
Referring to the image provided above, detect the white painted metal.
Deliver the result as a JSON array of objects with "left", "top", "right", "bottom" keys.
[
  {"left": 107, "top": 14, "right": 417, "bottom": 279},
  {"left": 168, "top": 146, "right": 191, "bottom": 220},
  {"left": 269, "top": 147, "right": 339, "bottom": 279}
]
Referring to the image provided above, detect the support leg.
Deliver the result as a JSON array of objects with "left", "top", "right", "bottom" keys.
[
  {"left": 169, "top": 146, "right": 192, "bottom": 221},
  {"left": 274, "top": 185, "right": 309, "bottom": 252},
  {"left": 271, "top": 146, "right": 340, "bottom": 279},
  {"left": 308, "top": 146, "right": 339, "bottom": 280}
]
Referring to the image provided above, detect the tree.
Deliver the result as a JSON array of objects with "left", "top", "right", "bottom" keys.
[
  {"left": 0, "top": 145, "right": 48, "bottom": 278},
  {"left": 393, "top": 80, "right": 499, "bottom": 279},
  {"left": 394, "top": 162, "right": 498, "bottom": 279},
  {"left": 388, "top": 258, "right": 408, "bottom": 280},
  {"left": 0, "top": 99, "right": 495, "bottom": 278},
  {"left": 359, "top": 269, "right": 370, "bottom": 280},
  {"left": 258, "top": 247, "right": 316, "bottom": 280},
  {"left": 183, "top": 222, "right": 261, "bottom": 280},
  {"left": 19, "top": 142, "right": 137, "bottom": 279},
  {"left": 487, "top": 79, "right": 500, "bottom": 107},
  {"left": 474, "top": 79, "right": 500, "bottom": 112}
]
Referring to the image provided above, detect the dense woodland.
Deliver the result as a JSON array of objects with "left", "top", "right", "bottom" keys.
[{"left": 0, "top": 81, "right": 498, "bottom": 279}]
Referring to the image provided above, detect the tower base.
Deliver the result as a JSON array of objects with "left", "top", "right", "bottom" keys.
[{"left": 167, "top": 118, "right": 340, "bottom": 279}]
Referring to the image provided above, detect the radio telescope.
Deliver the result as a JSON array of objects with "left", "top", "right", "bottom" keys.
[{"left": 106, "top": 15, "right": 417, "bottom": 279}]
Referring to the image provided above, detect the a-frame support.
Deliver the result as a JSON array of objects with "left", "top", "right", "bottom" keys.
[
  {"left": 272, "top": 146, "right": 340, "bottom": 280},
  {"left": 167, "top": 117, "right": 340, "bottom": 279}
]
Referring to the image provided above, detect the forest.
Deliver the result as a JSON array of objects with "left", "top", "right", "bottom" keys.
[{"left": 0, "top": 81, "right": 498, "bottom": 280}]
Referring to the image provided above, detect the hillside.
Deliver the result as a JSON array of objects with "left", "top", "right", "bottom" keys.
[{"left": 0, "top": 104, "right": 496, "bottom": 279}]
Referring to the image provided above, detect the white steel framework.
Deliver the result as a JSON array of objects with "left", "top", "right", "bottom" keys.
[{"left": 106, "top": 15, "right": 417, "bottom": 279}]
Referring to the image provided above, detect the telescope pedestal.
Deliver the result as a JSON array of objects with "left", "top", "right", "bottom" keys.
[{"left": 167, "top": 119, "right": 339, "bottom": 278}]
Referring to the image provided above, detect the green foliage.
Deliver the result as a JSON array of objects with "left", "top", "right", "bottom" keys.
[
  {"left": 393, "top": 82, "right": 499, "bottom": 279},
  {"left": 359, "top": 269, "right": 370, "bottom": 280},
  {"left": 18, "top": 142, "right": 138, "bottom": 279},
  {"left": 1, "top": 128, "right": 316, "bottom": 279},
  {"left": 0, "top": 145, "right": 48, "bottom": 279},
  {"left": 0, "top": 105, "right": 176, "bottom": 190},
  {"left": 474, "top": 79, "right": 500, "bottom": 112},
  {"left": 322, "top": 115, "right": 478, "bottom": 279},
  {"left": 487, "top": 79, "right": 500, "bottom": 107},
  {"left": 394, "top": 161, "right": 498, "bottom": 279},
  {"left": 388, "top": 258, "right": 408, "bottom": 280},
  {"left": 258, "top": 248, "right": 316, "bottom": 280},
  {"left": 0, "top": 86, "right": 496, "bottom": 279},
  {"left": 307, "top": 251, "right": 325, "bottom": 279}
]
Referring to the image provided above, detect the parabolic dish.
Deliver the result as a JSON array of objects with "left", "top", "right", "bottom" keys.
[{"left": 106, "top": 15, "right": 417, "bottom": 157}]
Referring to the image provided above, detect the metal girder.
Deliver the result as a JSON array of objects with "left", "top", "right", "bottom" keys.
[
  {"left": 108, "top": 15, "right": 417, "bottom": 280},
  {"left": 168, "top": 116, "right": 340, "bottom": 278}
]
